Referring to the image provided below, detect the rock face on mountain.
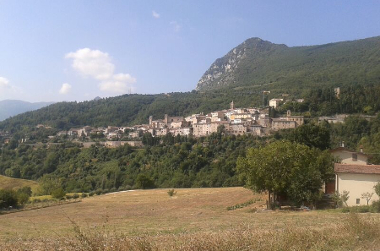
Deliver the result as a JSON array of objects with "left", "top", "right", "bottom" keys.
[
  {"left": 196, "top": 36, "right": 380, "bottom": 91},
  {"left": 196, "top": 38, "right": 287, "bottom": 90}
]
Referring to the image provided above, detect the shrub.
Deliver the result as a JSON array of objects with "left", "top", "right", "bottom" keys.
[
  {"left": 89, "top": 191, "right": 95, "bottom": 197},
  {"left": 371, "top": 200, "right": 380, "bottom": 213},
  {"left": 167, "top": 189, "right": 177, "bottom": 197},
  {"left": 66, "top": 195, "right": 73, "bottom": 200},
  {"left": 341, "top": 205, "right": 370, "bottom": 213},
  {"left": 81, "top": 193, "right": 88, "bottom": 198},
  {"left": 0, "top": 189, "right": 18, "bottom": 208},
  {"left": 95, "top": 189, "right": 102, "bottom": 195},
  {"left": 51, "top": 188, "right": 66, "bottom": 200}
]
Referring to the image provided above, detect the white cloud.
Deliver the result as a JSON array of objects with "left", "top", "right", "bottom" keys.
[
  {"left": 0, "top": 77, "right": 10, "bottom": 89},
  {"left": 99, "top": 74, "right": 136, "bottom": 93},
  {"left": 170, "top": 21, "right": 181, "bottom": 32},
  {"left": 113, "top": 73, "right": 136, "bottom": 83},
  {"left": 0, "top": 77, "right": 22, "bottom": 100},
  {"left": 152, "top": 10, "right": 160, "bottom": 19},
  {"left": 65, "top": 48, "right": 114, "bottom": 80},
  {"left": 59, "top": 83, "right": 72, "bottom": 94},
  {"left": 65, "top": 48, "right": 136, "bottom": 95}
]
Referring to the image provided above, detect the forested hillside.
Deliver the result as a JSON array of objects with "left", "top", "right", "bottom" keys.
[
  {"left": 2, "top": 83, "right": 380, "bottom": 135},
  {"left": 1, "top": 116, "right": 380, "bottom": 194}
]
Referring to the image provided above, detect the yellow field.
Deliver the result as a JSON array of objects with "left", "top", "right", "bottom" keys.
[
  {"left": 0, "top": 175, "right": 39, "bottom": 191},
  {"left": 0, "top": 187, "right": 380, "bottom": 250}
]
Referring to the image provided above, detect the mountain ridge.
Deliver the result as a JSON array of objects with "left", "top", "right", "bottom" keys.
[
  {"left": 0, "top": 100, "right": 54, "bottom": 121},
  {"left": 196, "top": 36, "right": 380, "bottom": 91}
]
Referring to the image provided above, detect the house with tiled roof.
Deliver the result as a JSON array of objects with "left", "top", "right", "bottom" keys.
[{"left": 332, "top": 147, "right": 380, "bottom": 206}]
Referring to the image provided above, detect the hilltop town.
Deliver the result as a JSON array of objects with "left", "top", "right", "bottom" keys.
[{"left": 46, "top": 100, "right": 304, "bottom": 145}]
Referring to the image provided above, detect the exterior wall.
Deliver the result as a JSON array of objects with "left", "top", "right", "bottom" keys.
[
  {"left": 287, "top": 116, "right": 304, "bottom": 126},
  {"left": 169, "top": 127, "right": 192, "bottom": 136},
  {"left": 228, "top": 124, "right": 247, "bottom": 135},
  {"left": 336, "top": 173, "right": 380, "bottom": 206},
  {"left": 269, "top": 99, "right": 283, "bottom": 108},
  {"left": 167, "top": 116, "right": 184, "bottom": 123},
  {"left": 272, "top": 120, "right": 296, "bottom": 130},
  {"left": 332, "top": 150, "right": 368, "bottom": 165},
  {"left": 168, "top": 121, "right": 183, "bottom": 129}
]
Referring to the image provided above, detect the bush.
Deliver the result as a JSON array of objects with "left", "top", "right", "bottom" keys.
[
  {"left": 167, "top": 189, "right": 177, "bottom": 197},
  {"left": 66, "top": 195, "right": 73, "bottom": 200},
  {"left": 95, "top": 189, "right": 102, "bottom": 195},
  {"left": 341, "top": 205, "right": 370, "bottom": 213},
  {"left": 81, "top": 193, "right": 88, "bottom": 198},
  {"left": 72, "top": 193, "right": 80, "bottom": 200},
  {"left": 0, "top": 189, "right": 18, "bottom": 208},
  {"left": 89, "top": 191, "right": 95, "bottom": 196},
  {"left": 51, "top": 188, "right": 66, "bottom": 200},
  {"left": 371, "top": 200, "right": 380, "bottom": 213}
]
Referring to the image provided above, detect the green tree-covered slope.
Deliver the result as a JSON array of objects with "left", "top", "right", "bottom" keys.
[{"left": 196, "top": 36, "right": 380, "bottom": 92}]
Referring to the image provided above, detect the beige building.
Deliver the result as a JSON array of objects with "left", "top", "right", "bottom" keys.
[
  {"left": 228, "top": 124, "right": 247, "bottom": 136},
  {"left": 192, "top": 122, "right": 228, "bottom": 137},
  {"left": 335, "top": 163, "right": 380, "bottom": 206},
  {"left": 271, "top": 119, "right": 297, "bottom": 130},
  {"left": 269, "top": 98, "right": 283, "bottom": 108},
  {"left": 169, "top": 127, "right": 192, "bottom": 136},
  {"left": 331, "top": 147, "right": 368, "bottom": 165}
]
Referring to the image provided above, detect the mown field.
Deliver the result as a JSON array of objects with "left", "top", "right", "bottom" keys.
[{"left": 1, "top": 187, "right": 380, "bottom": 250}]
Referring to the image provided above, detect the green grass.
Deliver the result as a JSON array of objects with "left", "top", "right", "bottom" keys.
[{"left": 0, "top": 175, "right": 38, "bottom": 191}]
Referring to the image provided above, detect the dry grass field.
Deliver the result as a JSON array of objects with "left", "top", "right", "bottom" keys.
[
  {"left": 1, "top": 187, "right": 380, "bottom": 250},
  {"left": 0, "top": 175, "right": 39, "bottom": 191}
]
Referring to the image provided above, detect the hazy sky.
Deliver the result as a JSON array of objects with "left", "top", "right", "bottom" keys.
[{"left": 0, "top": 1, "right": 379, "bottom": 102}]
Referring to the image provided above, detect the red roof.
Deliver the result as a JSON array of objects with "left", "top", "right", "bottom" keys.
[{"left": 335, "top": 163, "right": 380, "bottom": 175}]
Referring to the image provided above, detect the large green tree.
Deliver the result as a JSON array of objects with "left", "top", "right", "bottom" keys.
[{"left": 237, "top": 141, "right": 334, "bottom": 208}]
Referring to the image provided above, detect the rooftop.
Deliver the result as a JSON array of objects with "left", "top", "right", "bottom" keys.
[{"left": 334, "top": 163, "right": 380, "bottom": 175}]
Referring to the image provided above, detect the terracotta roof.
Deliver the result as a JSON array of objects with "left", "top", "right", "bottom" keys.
[{"left": 334, "top": 163, "right": 380, "bottom": 175}]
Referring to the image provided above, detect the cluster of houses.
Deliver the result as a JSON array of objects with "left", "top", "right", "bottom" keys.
[{"left": 62, "top": 101, "right": 304, "bottom": 141}]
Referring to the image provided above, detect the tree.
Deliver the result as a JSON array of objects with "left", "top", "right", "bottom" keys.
[
  {"left": 135, "top": 174, "right": 155, "bottom": 189},
  {"left": 287, "top": 123, "right": 331, "bottom": 150},
  {"left": 237, "top": 140, "right": 334, "bottom": 208},
  {"left": 375, "top": 182, "right": 380, "bottom": 197},
  {"left": 51, "top": 187, "right": 66, "bottom": 200},
  {"left": 361, "top": 192, "right": 374, "bottom": 205}
]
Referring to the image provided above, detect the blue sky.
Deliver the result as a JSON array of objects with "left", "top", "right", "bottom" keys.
[{"left": 0, "top": 1, "right": 379, "bottom": 102}]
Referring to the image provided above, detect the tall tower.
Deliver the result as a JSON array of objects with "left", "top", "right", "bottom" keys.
[
  {"left": 149, "top": 116, "right": 153, "bottom": 126},
  {"left": 230, "top": 100, "right": 234, "bottom": 110}
]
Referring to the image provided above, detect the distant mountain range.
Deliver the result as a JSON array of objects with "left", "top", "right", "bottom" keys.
[
  {"left": 196, "top": 36, "right": 380, "bottom": 91},
  {"left": 0, "top": 100, "right": 54, "bottom": 121}
]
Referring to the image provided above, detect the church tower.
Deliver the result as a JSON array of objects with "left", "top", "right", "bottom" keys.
[{"left": 230, "top": 100, "right": 234, "bottom": 110}]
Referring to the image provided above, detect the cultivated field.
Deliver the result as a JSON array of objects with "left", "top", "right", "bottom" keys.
[{"left": 1, "top": 187, "right": 380, "bottom": 250}]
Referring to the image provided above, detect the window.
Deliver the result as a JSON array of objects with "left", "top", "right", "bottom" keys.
[
  {"left": 356, "top": 198, "right": 360, "bottom": 204},
  {"left": 352, "top": 153, "right": 357, "bottom": 161}
]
